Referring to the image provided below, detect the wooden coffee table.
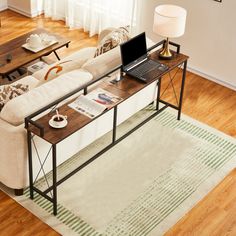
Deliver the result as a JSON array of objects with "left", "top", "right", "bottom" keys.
[{"left": 0, "top": 28, "right": 70, "bottom": 80}]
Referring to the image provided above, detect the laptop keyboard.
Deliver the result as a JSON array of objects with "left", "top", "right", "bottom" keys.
[{"left": 130, "top": 60, "right": 168, "bottom": 81}]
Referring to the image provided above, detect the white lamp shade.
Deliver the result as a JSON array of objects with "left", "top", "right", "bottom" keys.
[{"left": 153, "top": 5, "right": 187, "bottom": 38}]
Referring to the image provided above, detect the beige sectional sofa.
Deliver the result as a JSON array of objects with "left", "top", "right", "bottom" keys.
[{"left": 0, "top": 31, "right": 156, "bottom": 193}]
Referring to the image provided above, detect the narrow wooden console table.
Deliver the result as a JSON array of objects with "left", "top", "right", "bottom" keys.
[{"left": 25, "top": 42, "right": 189, "bottom": 215}]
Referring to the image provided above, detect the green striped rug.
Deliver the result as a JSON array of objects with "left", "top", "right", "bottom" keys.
[{"left": 22, "top": 107, "right": 236, "bottom": 236}]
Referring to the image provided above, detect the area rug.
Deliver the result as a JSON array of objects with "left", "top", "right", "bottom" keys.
[{"left": 13, "top": 107, "right": 236, "bottom": 236}]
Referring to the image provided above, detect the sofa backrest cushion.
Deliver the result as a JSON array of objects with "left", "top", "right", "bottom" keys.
[
  {"left": 33, "top": 47, "right": 96, "bottom": 83},
  {"left": 12, "top": 75, "right": 39, "bottom": 90},
  {"left": 0, "top": 69, "right": 93, "bottom": 126},
  {"left": 82, "top": 46, "right": 121, "bottom": 80},
  {"left": 35, "top": 60, "right": 83, "bottom": 86}
]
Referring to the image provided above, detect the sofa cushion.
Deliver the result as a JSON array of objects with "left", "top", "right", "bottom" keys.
[
  {"left": 35, "top": 60, "right": 83, "bottom": 86},
  {"left": 94, "top": 26, "right": 130, "bottom": 57},
  {"left": 33, "top": 47, "right": 96, "bottom": 82},
  {"left": 12, "top": 75, "right": 39, "bottom": 90},
  {"left": 0, "top": 69, "right": 93, "bottom": 126},
  {"left": 64, "top": 47, "right": 97, "bottom": 61},
  {"left": 82, "top": 46, "right": 121, "bottom": 80},
  {"left": 0, "top": 84, "right": 29, "bottom": 112}
]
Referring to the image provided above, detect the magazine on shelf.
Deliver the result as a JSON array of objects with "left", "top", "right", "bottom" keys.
[{"left": 68, "top": 88, "right": 123, "bottom": 118}]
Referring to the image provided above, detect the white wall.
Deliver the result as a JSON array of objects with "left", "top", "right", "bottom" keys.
[
  {"left": 8, "top": 0, "right": 43, "bottom": 17},
  {"left": 137, "top": 0, "right": 236, "bottom": 90},
  {"left": 0, "top": 0, "right": 7, "bottom": 11},
  {"left": 8, "top": 0, "right": 31, "bottom": 17}
]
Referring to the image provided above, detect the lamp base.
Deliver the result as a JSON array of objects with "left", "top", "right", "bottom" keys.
[{"left": 158, "top": 38, "right": 173, "bottom": 60}]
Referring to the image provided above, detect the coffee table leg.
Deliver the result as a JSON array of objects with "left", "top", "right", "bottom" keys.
[
  {"left": 52, "top": 144, "right": 57, "bottom": 215},
  {"left": 53, "top": 51, "right": 61, "bottom": 61}
]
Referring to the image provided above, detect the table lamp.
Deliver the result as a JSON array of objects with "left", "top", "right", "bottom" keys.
[{"left": 153, "top": 4, "right": 187, "bottom": 59}]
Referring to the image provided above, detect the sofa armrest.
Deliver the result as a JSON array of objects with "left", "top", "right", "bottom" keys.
[{"left": 0, "top": 119, "right": 27, "bottom": 189}]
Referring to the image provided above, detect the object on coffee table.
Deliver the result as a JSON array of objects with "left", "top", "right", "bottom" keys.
[
  {"left": 40, "top": 33, "right": 56, "bottom": 46},
  {"left": 6, "top": 54, "right": 12, "bottom": 62},
  {"left": 26, "top": 34, "right": 42, "bottom": 49},
  {"left": 27, "top": 61, "right": 48, "bottom": 74}
]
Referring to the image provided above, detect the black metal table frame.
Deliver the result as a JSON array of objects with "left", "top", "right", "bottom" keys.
[{"left": 25, "top": 41, "right": 188, "bottom": 215}]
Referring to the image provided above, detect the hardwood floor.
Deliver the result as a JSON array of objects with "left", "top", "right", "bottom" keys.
[
  {"left": 0, "top": 191, "right": 59, "bottom": 236},
  {"left": 0, "top": 9, "right": 235, "bottom": 236},
  {"left": 165, "top": 169, "right": 236, "bottom": 236},
  {"left": 160, "top": 69, "right": 236, "bottom": 138}
]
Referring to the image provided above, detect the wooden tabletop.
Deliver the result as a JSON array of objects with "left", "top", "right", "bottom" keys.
[
  {"left": 28, "top": 51, "right": 188, "bottom": 145},
  {"left": 0, "top": 28, "right": 70, "bottom": 75}
]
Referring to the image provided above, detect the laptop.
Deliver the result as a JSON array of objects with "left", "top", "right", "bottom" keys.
[{"left": 120, "top": 32, "right": 168, "bottom": 83}]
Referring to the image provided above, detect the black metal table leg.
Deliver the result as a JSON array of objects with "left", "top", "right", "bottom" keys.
[
  {"left": 84, "top": 87, "right": 88, "bottom": 95},
  {"left": 27, "top": 131, "right": 34, "bottom": 199},
  {"left": 53, "top": 51, "right": 61, "bottom": 61},
  {"left": 156, "top": 78, "right": 162, "bottom": 110},
  {"left": 52, "top": 144, "right": 57, "bottom": 215},
  {"left": 178, "top": 60, "right": 188, "bottom": 120},
  {"left": 112, "top": 106, "right": 117, "bottom": 143}
]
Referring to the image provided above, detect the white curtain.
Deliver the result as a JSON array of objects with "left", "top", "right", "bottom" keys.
[
  {"left": 44, "top": 0, "right": 67, "bottom": 20},
  {"left": 44, "top": 0, "right": 136, "bottom": 37}
]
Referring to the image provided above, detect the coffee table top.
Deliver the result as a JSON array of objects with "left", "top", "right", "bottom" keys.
[{"left": 0, "top": 28, "right": 70, "bottom": 76}]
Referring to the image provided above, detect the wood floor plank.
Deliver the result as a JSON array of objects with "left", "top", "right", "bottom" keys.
[
  {"left": 0, "top": 9, "right": 235, "bottom": 236},
  {"left": 0, "top": 191, "right": 60, "bottom": 236},
  {"left": 165, "top": 169, "right": 236, "bottom": 236}
]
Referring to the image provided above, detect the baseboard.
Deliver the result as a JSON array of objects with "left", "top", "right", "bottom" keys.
[
  {"left": 188, "top": 66, "right": 236, "bottom": 91},
  {"left": 8, "top": 5, "right": 32, "bottom": 17},
  {"left": 31, "top": 10, "right": 44, "bottom": 18},
  {"left": 5, "top": 5, "right": 43, "bottom": 17},
  {"left": 0, "top": 6, "right": 8, "bottom": 11}
]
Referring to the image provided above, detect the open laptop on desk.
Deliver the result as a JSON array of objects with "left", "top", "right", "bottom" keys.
[{"left": 120, "top": 32, "right": 168, "bottom": 83}]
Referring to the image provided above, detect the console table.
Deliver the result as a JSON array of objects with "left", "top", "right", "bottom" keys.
[{"left": 25, "top": 43, "right": 188, "bottom": 215}]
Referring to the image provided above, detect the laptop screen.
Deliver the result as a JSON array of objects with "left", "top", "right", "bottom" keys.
[{"left": 120, "top": 32, "right": 147, "bottom": 70}]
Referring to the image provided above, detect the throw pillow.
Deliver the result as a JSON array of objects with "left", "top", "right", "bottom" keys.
[
  {"left": 0, "top": 83, "right": 29, "bottom": 112},
  {"left": 94, "top": 26, "right": 130, "bottom": 57}
]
